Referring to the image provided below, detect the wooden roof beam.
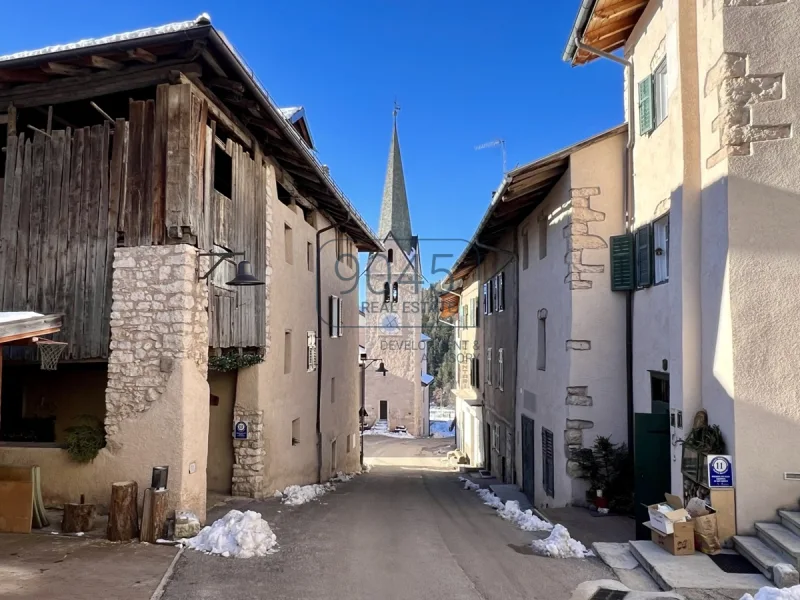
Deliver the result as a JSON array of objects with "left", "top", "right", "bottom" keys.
[
  {"left": 127, "top": 48, "right": 157, "bottom": 64},
  {"left": 82, "top": 55, "right": 123, "bottom": 71},
  {"left": 42, "top": 62, "right": 89, "bottom": 76},
  {"left": 180, "top": 72, "right": 253, "bottom": 150},
  {"left": 0, "top": 69, "right": 49, "bottom": 83}
]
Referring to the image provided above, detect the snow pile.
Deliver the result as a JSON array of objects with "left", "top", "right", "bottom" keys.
[
  {"left": 184, "top": 510, "right": 278, "bottom": 558},
  {"left": 331, "top": 471, "right": 354, "bottom": 483},
  {"left": 497, "top": 500, "right": 553, "bottom": 532},
  {"left": 476, "top": 488, "right": 505, "bottom": 509},
  {"left": 281, "top": 483, "right": 334, "bottom": 506},
  {"left": 361, "top": 429, "right": 414, "bottom": 439},
  {"left": 741, "top": 585, "right": 800, "bottom": 600},
  {"left": 459, "top": 477, "right": 480, "bottom": 491},
  {"left": 530, "top": 524, "right": 594, "bottom": 558}
]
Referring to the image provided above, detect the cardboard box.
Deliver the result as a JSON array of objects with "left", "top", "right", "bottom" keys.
[
  {"left": 645, "top": 520, "right": 695, "bottom": 556},
  {"left": 646, "top": 493, "right": 690, "bottom": 535}
]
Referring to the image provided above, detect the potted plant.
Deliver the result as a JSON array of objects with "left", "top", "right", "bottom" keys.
[{"left": 573, "top": 435, "right": 632, "bottom": 513}]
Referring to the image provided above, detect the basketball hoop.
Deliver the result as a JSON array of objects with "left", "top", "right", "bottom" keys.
[{"left": 35, "top": 338, "right": 68, "bottom": 371}]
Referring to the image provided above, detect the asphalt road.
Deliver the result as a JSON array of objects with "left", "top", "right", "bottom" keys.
[
  {"left": 162, "top": 462, "right": 614, "bottom": 600},
  {"left": 362, "top": 433, "right": 455, "bottom": 457}
]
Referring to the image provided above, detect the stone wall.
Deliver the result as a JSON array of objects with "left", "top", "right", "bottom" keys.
[
  {"left": 106, "top": 245, "right": 209, "bottom": 437},
  {"left": 563, "top": 188, "right": 607, "bottom": 290},
  {"left": 232, "top": 407, "right": 265, "bottom": 497}
]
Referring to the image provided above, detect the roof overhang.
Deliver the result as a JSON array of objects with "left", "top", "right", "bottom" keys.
[
  {"left": 449, "top": 124, "right": 627, "bottom": 280},
  {"left": 563, "top": 0, "right": 649, "bottom": 66},
  {"left": 0, "top": 15, "right": 381, "bottom": 252},
  {"left": 0, "top": 313, "right": 63, "bottom": 345}
]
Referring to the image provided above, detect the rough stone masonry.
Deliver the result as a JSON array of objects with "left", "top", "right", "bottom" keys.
[{"left": 105, "top": 245, "right": 209, "bottom": 437}]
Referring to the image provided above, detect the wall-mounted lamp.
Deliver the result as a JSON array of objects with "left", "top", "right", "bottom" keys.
[
  {"left": 376, "top": 361, "right": 388, "bottom": 377},
  {"left": 198, "top": 252, "right": 265, "bottom": 287}
]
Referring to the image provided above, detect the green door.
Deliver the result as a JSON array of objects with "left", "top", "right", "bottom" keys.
[{"left": 634, "top": 412, "right": 671, "bottom": 540}]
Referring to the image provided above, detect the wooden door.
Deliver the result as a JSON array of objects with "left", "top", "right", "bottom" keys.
[{"left": 521, "top": 416, "right": 535, "bottom": 501}]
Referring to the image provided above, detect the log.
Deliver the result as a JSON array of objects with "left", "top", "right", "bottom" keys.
[
  {"left": 62, "top": 502, "right": 96, "bottom": 533},
  {"left": 140, "top": 488, "right": 169, "bottom": 543},
  {"left": 107, "top": 481, "right": 139, "bottom": 541}
]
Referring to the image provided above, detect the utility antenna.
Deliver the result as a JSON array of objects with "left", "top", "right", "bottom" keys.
[{"left": 475, "top": 138, "right": 507, "bottom": 174}]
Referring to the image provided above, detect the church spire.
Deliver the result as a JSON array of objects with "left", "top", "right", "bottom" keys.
[{"left": 377, "top": 103, "right": 413, "bottom": 253}]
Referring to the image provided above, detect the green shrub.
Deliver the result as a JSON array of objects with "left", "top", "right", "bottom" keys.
[{"left": 64, "top": 417, "right": 106, "bottom": 464}]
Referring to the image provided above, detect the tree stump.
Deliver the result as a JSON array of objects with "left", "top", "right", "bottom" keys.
[
  {"left": 62, "top": 502, "right": 96, "bottom": 533},
  {"left": 107, "top": 481, "right": 139, "bottom": 541},
  {"left": 140, "top": 488, "right": 169, "bottom": 543}
]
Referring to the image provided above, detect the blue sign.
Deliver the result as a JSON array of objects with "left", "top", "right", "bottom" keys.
[
  {"left": 707, "top": 454, "right": 733, "bottom": 488},
  {"left": 234, "top": 421, "right": 248, "bottom": 440}
]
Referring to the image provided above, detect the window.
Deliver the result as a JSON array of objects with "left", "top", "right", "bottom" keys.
[
  {"left": 654, "top": 59, "right": 668, "bottom": 127},
  {"left": 542, "top": 428, "right": 554, "bottom": 498},
  {"left": 301, "top": 205, "right": 316, "bottom": 227},
  {"left": 284, "top": 223, "right": 293, "bottom": 264},
  {"left": 483, "top": 283, "right": 489, "bottom": 315},
  {"left": 522, "top": 228, "right": 529, "bottom": 270},
  {"left": 492, "top": 277, "right": 498, "bottom": 313},
  {"left": 331, "top": 377, "right": 336, "bottom": 404},
  {"left": 307, "top": 242, "right": 314, "bottom": 272},
  {"left": 486, "top": 348, "right": 492, "bottom": 384},
  {"left": 492, "top": 423, "right": 500, "bottom": 451},
  {"left": 650, "top": 371, "right": 670, "bottom": 415},
  {"left": 336, "top": 230, "right": 344, "bottom": 263},
  {"left": 539, "top": 217, "right": 547, "bottom": 259},
  {"left": 639, "top": 59, "right": 668, "bottom": 135},
  {"left": 331, "top": 439, "right": 337, "bottom": 472},
  {"left": 471, "top": 298, "right": 479, "bottom": 327},
  {"left": 392, "top": 282, "right": 399, "bottom": 303},
  {"left": 346, "top": 434, "right": 352, "bottom": 453},
  {"left": 383, "top": 282, "right": 390, "bottom": 304},
  {"left": 292, "top": 418, "right": 300, "bottom": 446},
  {"left": 388, "top": 249, "right": 394, "bottom": 264},
  {"left": 329, "top": 295, "right": 343, "bottom": 337},
  {"left": 213, "top": 145, "right": 232, "bottom": 198},
  {"left": 653, "top": 213, "right": 669, "bottom": 284},
  {"left": 307, "top": 331, "right": 317, "bottom": 372},
  {"left": 498, "top": 348, "right": 504, "bottom": 390},
  {"left": 609, "top": 233, "right": 635, "bottom": 291},
  {"left": 284, "top": 330, "right": 292, "bottom": 374},
  {"left": 537, "top": 310, "right": 547, "bottom": 371}
]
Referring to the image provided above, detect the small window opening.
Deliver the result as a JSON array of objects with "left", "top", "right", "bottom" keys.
[
  {"left": 213, "top": 145, "right": 233, "bottom": 198},
  {"left": 383, "top": 282, "right": 390, "bottom": 303},
  {"left": 307, "top": 242, "right": 314, "bottom": 272},
  {"left": 292, "top": 418, "right": 300, "bottom": 446},
  {"left": 277, "top": 182, "right": 293, "bottom": 207},
  {"left": 388, "top": 249, "right": 394, "bottom": 264},
  {"left": 284, "top": 223, "right": 293, "bottom": 264},
  {"left": 331, "top": 377, "right": 336, "bottom": 404},
  {"left": 539, "top": 218, "right": 548, "bottom": 260},
  {"left": 537, "top": 313, "right": 546, "bottom": 371},
  {"left": 392, "top": 282, "right": 399, "bottom": 303},
  {"left": 284, "top": 330, "right": 292, "bottom": 374}
]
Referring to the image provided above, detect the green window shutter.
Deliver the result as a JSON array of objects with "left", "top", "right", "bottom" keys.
[
  {"left": 635, "top": 226, "right": 653, "bottom": 288},
  {"left": 610, "top": 233, "right": 635, "bottom": 291},
  {"left": 638, "top": 76, "right": 654, "bottom": 135}
]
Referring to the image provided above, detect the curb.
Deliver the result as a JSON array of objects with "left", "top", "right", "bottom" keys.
[{"left": 150, "top": 545, "right": 184, "bottom": 600}]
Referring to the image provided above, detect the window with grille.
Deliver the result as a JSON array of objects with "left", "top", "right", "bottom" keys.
[
  {"left": 542, "top": 428, "right": 554, "bottom": 498},
  {"left": 307, "top": 331, "right": 317, "bottom": 371}
]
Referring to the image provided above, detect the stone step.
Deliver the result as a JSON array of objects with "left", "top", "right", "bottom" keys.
[
  {"left": 733, "top": 535, "right": 792, "bottom": 580},
  {"left": 779, "top": 510, "right": 800, "bottom": 539},
  {"left": 756, "top": 522, "right": 800, "bottom": 568}
]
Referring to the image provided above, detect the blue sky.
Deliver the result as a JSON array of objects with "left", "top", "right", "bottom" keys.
[{"left": 2, "top": 0, "right": 623, "bottom": 283}]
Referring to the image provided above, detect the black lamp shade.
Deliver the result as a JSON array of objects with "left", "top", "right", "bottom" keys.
[
  {"left": 227, "top": 261, "right": 264, "bottom": 286},
  {"left": 376, "top": 361, "right": 388, "bottom": 376}
]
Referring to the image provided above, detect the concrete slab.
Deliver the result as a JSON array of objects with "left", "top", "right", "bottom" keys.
[
  {"left": 594, "top": 542, "right": 640, "bottom": 569},
  {"left": 0, "top": 532, "right": 176, "bottom": 599},
  {"left": 779, "top": 511, "right": 800, "bottom": 541},
  {"left": 568, "top": 579, "right": 684, "bottom": 600},
  {"left": 488, "top": 484, "right": 532, "bottom": 512},
  {"left": 733, "top": 534, "right": 790, "bottom": 578},
  {"left": 756, "top": 522, "right": 800, "bottom": 561},
  {"left": 629, "top": 540, "right": 770, "bottom": 593}
]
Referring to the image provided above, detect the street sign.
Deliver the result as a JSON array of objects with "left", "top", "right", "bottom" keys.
[
  {"left": 234, "top": 421, "right": 248, "bottom": 440},
  {"left": 707, "top": 454, "right": 733, "bottom": 488}
]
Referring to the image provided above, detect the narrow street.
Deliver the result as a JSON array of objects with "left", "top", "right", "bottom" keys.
[{"left": 162, "top": 443, "right": 614, "bottom": 600}]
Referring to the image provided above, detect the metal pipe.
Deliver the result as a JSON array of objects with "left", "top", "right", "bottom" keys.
[
  {"left": 575, "top": 38, "right": 636, "bottom": 454},
  {"left": 315, "top": 214, "right": 351, "bottom": 484}
]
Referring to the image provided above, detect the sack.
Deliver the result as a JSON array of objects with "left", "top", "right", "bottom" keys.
[{"left": 694, "top": 513, "right": 721, "bottom": 555}]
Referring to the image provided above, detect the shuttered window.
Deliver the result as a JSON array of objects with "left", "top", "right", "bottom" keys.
[
  {"left": 542, "top": 428, "right": 554, "bottom": 498},
  {"left": 610, "top": 233, "right": 635, "bottom": 291},
  {"left": 635, "top": 226, "right": 653, "bottom": 288},
  {"left": 307, "top": 331, "right": 317, "bottom": 372},
  {"left": 638, "top": 76, "right": 654, "bottom": 135}
]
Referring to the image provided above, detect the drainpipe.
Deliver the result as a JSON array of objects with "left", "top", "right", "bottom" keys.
[
  {"left": 574, "top": 39, "right": 636, "bottom": 453},
  {"left": 315, "top": 213, "right": 351, "bottom": 484}
]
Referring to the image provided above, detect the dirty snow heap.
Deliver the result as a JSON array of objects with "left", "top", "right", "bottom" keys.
[
  {"left": 184, "top": 510, "right": 278, "bottom": 558},
  {"left": 741, "top": 584, "right": 800, "bottom": 600},
  {"left": 530, "top": 524, "right": 594, "bottom": 559}
]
